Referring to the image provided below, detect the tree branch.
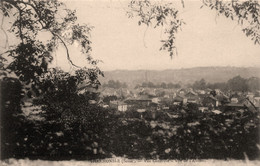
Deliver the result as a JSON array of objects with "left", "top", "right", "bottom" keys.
[
  {"left": 50, "top": 31, "right": 81, "bottom": 68},
  {"left": 5, "top": 0, "right": 24, "bottom": 43},
  {"left": 0, "top": 7, "right": 9, "bottom": 48},
  {"left": 2, "top": 0, "right": 82, "bottom": 68},
  {"left": 143, "top": 25, "right": 148, "bottom": 48}
]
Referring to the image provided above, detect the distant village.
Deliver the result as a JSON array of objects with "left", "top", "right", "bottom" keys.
[{"left": 80, "top": 77, "right": 260, "bottom": 114}]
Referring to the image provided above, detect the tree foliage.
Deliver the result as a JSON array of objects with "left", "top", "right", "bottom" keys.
[
  {"left": 0, "top": 0, "right": 103, "bottom": 159},
  {"left": 192, "top": 79, "right": 207, "bottom": 90},
  {"left": 0, "top": 0, "right": 102, "bottom": 90},
  {"left": 127, "top": 0, "right": 185, "bottom": 58},
  {"left": 138, "top": 81, "right": 181, "bottom": 89},
  {"left": 191, "top": 76, "right": 260, "bottom": 92},
  {"left": 103, "top": 80, "right": 128, "bottom": 89},
  {"left": 128, "top": 0, "right": 260, "bottom": 58},
  {"left": 202, "top": 0, "right": 260, "bottom": 45}
]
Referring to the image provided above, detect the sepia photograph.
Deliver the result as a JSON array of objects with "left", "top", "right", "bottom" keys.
[{"left": 0, "top": 0, "right": 260, "bottom": 165}]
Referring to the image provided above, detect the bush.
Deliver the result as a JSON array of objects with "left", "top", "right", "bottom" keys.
[{"left": 108, "top": 107, "right": 260, "bottom": 160}]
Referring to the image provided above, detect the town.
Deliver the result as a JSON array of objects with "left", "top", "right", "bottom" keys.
[{"left": 83, "top": 76, "right": 260, "bottom": 115}]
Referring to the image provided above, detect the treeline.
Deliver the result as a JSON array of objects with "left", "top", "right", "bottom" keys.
[
  {"left": 102, "top": 80, "right": 127, "bottom": 89},
  {"left": 136, "top": 82, "right": 181, "bottom": 89},
  {"left": 192, "top": 76, "right": 260, "bottom": 92}
]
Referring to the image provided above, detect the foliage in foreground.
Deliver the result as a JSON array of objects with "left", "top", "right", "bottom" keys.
[{"left": 1, "top": 75, "right": 259, "bottom": 160}]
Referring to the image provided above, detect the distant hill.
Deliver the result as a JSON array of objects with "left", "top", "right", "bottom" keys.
[{"left": 99, "top": 67, "right": 260, "bottom": 85}]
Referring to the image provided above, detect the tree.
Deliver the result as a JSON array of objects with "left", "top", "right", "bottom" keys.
[
  {"left": 0, "top": 0, "right": 103, "bottom": 131},
  {"left": 192, "top": 78, "right": 207, "bottom": 90},
  {"left": 246, "top": 77, "right": 260, "bottom": 92},
  {"left": 0, "top": 77, "right": 25, "bottom": 158},
  {"left": 0, "top": 0, "right": 104, "bottom": 159},
  {"left": 128, "top": 0, "right": 260, "bottom": 58},
  {"left": 227, "top": 75, "right": 248, "bottom": 91},
  {"left": 127, "top": 0, "right": 185, "bottom": 58},
  {"left": 167, "top": 82, "right": 175, "bottom": 89},
  {"left": 161, "top": 82, "right": 167, "bottom": 89},
  {"left": 103, "top": 80, "right": 128, "bottom": 88},
  {"left": 203, "top": 0, "right": 260, "bottom": 45},
  {"left": 207, "top": 82, "right": 227, "bottom": 91},
  {"left": 0, "top": 0, "right": 103, "bottom": 92},
  {"left": 147, "top": 81, "right": 155, "bottom": 88}
]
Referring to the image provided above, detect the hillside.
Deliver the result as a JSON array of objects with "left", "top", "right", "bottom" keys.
[{"left": 100, "top": 67, "right": 260, "bottom": 85}]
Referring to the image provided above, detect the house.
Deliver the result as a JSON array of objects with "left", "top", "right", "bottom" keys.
[
  {"left": 173, "top": 95, "right": 185, "bottom": 105},
  {"left": 253, "top": 97, "right": 260, "bottom": 108},
  {"left": 162, "top": 106, "right": 170, "bottom": 110},
  {"left": 198, "top": 106, "right": 208, "bottom": 112},
  {"left": 160, "top": 97, "right": 173, "bottom": 105},
  {"left": 240, "top": 98, "right": 258, "bottom": 112},
  {"left": 137, "top": 109, "right": 146, "bottom": 113},
  {"left": 88, "top": 100, "right": 97, "bottom": 105},
  {"left": 178, "top": 88, "right": 186, "bottom": 95},
  {"left": 246, "top": 92, "right": 254, "bottom": 102},
  {"left": 152, "top": 97, "right": 161, "bottom": 104},
  {"left": 118, "top": 101, "right": 128, "bottom": 112},
  {"left": 225, "top": 103, "right": 245, "bottom": 110},
  {"left": 231, "top": 97, "right": 239, "bottom": 103},
  {"left": 137, "top": 109, "right": 146, "bottom": 118},
  {"left": 230, "top": 93, "right": 241, "bottom": 103},
  {"left": 212, "top": 110, "right": 222, "bottom": 114},
  {"left": 205, "top": 88, "right": 213, "bottom": 94},
  {"left": 109, "top": 100, "right": 118, "bottom": 109},
  {"left": 202, "top": 95, "right": 219, "bottom": 108},
  {"left": 109, "top": 101, "right": 128, "bottom": 111},
  {"left": 100, "top": 88, "right": 120, "bottom": 97},
  {"left": 215, "top": 93, "right": 229, "bottom": 105},
  {"left": 102, "top": 104, "right": 109, "bottom": 108},
  {"left": 185, "top": 91, "right": 200, "bottom": 104},
  {"left": 215, "top": 89, "right": 222, "bottom": 95},
  {"left": 225, "top": 97, "right": 258, "bottom": 112},
  {"left": 125, "top": 95, "right": 152, "bottom": 108},
  {"left": 196, "top": 90, "right": 206, "bottom": 95},
  {"left": 150, "top": 102, "right": 159, "bottom": 110}
]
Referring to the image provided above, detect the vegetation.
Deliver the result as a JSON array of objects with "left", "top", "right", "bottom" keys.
[
  {"left": 105, "top": 105, "right": 259, "bottom": 160},
  {"left": 128, "top": 0, "right": 260, "bottom": 57},
  {"left": 103, "top": 80, "right": 128, "bottom": 89},
  {"left": 136, "top": 82, "right": 181, "bottom": 89},
  {"left": 191, "top": 76, "right": 260, "bottom": 92},
  {"left": 1, "top": 96, "right": 260, "bottom": 160},
  {"left": 0, "top": 0, "right": 103, "bottom": 160}
]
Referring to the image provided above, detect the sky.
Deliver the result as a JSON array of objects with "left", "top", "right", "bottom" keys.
[{"left": 1, "top": 0, "right": 260, "bottom": 71}]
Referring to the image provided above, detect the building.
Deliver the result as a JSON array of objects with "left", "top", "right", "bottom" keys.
[
  {"left": 202, "top": 95, "right": 219, "bottom": 108},
  {"left": 185, "top": 91, "right": 200, "bottom": 104},
  {"left": 125, "top": 95, "right": 152, "bottom": 108},
  {"left": 109, "top": 101, "right": 128, "bottom": 112},
  {"left": 118, "top": 101, "right": 128, "bottom": 112}
]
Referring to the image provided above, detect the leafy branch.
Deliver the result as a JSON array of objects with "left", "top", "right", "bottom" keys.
[
  {"left": 1, "top": 0, "right": 97, "bottom": 70},
  {"left": 127, "top": 0, "right": 185, "bottom": 58},
  {"left": 128, "top": 0, "right": 259, "bottom": 58},
  {"left": 202, "top": 0, "right": 260, "bottom": 45}
]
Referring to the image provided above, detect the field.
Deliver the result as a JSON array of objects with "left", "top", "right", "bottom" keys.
[{"left": 1, "top": 158, "right": 260, "bottom": 166}]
